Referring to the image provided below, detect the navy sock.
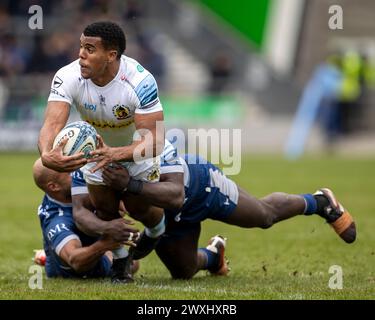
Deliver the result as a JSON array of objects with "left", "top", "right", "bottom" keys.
[
  {"left": 302, "top": 194, "right": 318, "bottom": 215},
  {"left": 198, "top": 248, "right": 219, "bottom": 270}
]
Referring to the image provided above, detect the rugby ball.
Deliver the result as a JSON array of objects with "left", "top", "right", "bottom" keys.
[{"left": 53, "top": 121, "right": 97, "bottom": 158}]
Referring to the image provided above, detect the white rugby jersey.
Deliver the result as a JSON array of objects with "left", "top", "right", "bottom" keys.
[{"left": 48, "top": 55, "right": 163, "bottom": 147}]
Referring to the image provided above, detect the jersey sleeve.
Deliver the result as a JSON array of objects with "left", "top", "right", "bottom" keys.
[
  {"left": 133, "top": 73, "right": 163, "bottom": 114},
  {"left": 71, "top": 169, "right": 88, "bottom": 195},
  {"left": 160, "top": 140, "right": 184, "bottom": 174},
  {"left": 47, "top": 64, "right": 77, "bottom": 105},
  {"left": 44, "top": 215, "right": 80, "bottom": 256}
]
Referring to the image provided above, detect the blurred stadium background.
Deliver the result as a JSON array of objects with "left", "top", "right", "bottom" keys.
[
  {"left": 0, "top": 0, "right": 374, "bottom": 300},
  {"left": 0, "top": 0, "right": 374, "bottom": 154}
]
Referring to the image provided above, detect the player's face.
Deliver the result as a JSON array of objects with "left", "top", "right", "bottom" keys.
[{"left": 78, "top": 34, "right": 116, "bottom": 79}]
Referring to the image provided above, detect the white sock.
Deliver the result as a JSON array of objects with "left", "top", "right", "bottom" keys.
[
  {"left": 145, "top": 214, "right": 165, "bottom": 238},
  {"left": 112, "top": 247, "right": 129, "bottom": 259}
]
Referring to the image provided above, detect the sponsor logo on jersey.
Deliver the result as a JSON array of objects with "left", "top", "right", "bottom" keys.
[
  {"left": 47, "top": 223, "right": 70, "bottom": 240},
  {"left": 174, "top": 212, "right": 182, "bottom": 222},
  {"left": 53, "top": 76, "right": 63, "bottom": 88},
  {"left": 83, "top": 102, "right": 97, "bottom": 112},
  {"left": 84, "top": 119, "right": 134, "bottom": 129},
  {"left": 50, "top": 88, "right": 65, "bottom": 98},
  {"left": 38, "top": 205, "right": 50, "bottom": 219},
  {"left": 71, "top": 170, "right": 84, "bottom": 182},
  {"left": 137, "top": 64, "right": 144, "bottom": 72},
  {"left": 99, "top": 95, "right": 106, "bottom": 106},
  {"left": 147, "top": 168, "right": 160, "bottom": 182},
  {"left": 112, "top": 104, "right": 131, "bottom": 120}
]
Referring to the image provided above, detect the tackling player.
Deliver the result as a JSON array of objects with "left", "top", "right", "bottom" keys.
[
  {"left": 38, "top": 21, "right": 166, "bottom": 282},
  {"left": 32, "top": 158, "right": 139, "bottom": 279},
  {"left": 99, "top": 150, "right": 357, "bottom": 279}
]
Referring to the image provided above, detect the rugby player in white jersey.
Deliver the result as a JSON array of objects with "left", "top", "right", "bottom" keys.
[{"left": 38, "top": 21, "right": 166, "bottom": 283}]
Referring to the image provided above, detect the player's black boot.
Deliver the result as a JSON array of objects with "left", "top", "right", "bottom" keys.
[
  {"left": 111, "top": 255, "right": 134, "bottom": 284},
  {"left": 313, "top": 188, "right": 356, "bottom": 243},
  {"left": 129, "top": 231, "right": 161, "bottom": 260}
]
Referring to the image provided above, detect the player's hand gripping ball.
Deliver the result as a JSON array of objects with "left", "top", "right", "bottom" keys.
[{"left": 53, "top": 121, "right": 97, "bottom": 158}]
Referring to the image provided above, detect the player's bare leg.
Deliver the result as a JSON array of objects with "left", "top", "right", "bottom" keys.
[
  {"left": 122, "top": 192, "right": 165, "bottom": 227},
  {"left": 88, "top": 184, "right": 165, "bottom": 229},
  {"left": 122, "top": 193, "right": 166, "bottom": 259},
  {"left": 87, "top": 184, "right": 164, "bottom": 283},
  {"left": 222, "top": 187, "right": 305, "bottom": 228},
  {"left": 221, "top": 186, "right": 356, "bottom": 243},
  {"left": 155, "top": 221, "right": 228, "bottom": 279},
  {"left": 87, "top": 184, "right": 166, "bottom": 263},
  {"left": 87, "top": 184, "right": 134, "bottom": 283},
  {"left": 87, "top": 185, "right": 122, "bottom": 220},
  {"left": 156, "top": 224, "right": 201, "bottom": 279}
]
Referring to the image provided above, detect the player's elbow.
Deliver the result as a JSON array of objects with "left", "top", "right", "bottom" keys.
[
  {"left": 72, "top": 203, "right": 88, "bottom": 229},
  {"left": 72, "top": 210, "right": 85, "bottom": 231},
  {"left": 68, "top": 256, "right": 87, "bottom": 273},
  {"left": 72, "top": 208, "right": 81, "bottom": 223},
  {"left": 168, "top": 187, "right": 185, "bottom": 210}
]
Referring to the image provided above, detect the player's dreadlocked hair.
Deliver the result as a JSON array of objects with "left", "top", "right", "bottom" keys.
[{"left": 83, "top": 21, "right": 126, "bottom": 59}]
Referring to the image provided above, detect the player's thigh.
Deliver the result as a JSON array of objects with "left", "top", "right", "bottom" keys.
[
  {"left": 221, "top": 186, "right": 269, "bottom": 228},
  {"left": 122, "top": 193, "right": 152, "bottom": 214},
  {"left": 156, "top": 222, "right": 201, "bottom": 279},
  {"left": 122, "top": 193, "right": 164, "bottom": 226},
  {"left": 87, "top": 184, "right": 121, "bottom": 220}
]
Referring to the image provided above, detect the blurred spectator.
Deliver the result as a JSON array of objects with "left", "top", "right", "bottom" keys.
[
  {"left": 5, "top": 0, "right": 52, "bottom": 16},
  {"left": 0, "top": 6, "right": 11, "bottom": 33},
  {"left": 362, "top": 53, "right": 375, "bottom": 88},
  {"left": 208, "top": 52, "right": 233, "bottom": 94},
  {"left": 0, "top": 34, "right": 29, "bottom": 76},
  {"left": 337, "top": 50, "right": 364, "bottom": 134},
  {"left": 0, "top": 78, "right": 9, "bottom": 119},
  {"left": 317, "top": 48, "right": 375, "bottom": 146},
  {"left": 124, "top": 0, "right": 143, "bottom": 21},
  {"left": 27, "top": 32, "right": 73, "bottom": 73}
]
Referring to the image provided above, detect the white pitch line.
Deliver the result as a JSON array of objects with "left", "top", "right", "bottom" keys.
[{"left": 135, "top": 282, "right": 256, "bottom": 298}]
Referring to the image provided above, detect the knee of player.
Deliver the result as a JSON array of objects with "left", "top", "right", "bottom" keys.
[
  {"left": 68, "top": 257, "right": 86, "bottom": 274},
  {"left": 259, "top": 217, "right": 274, "bottom": 229},
  {"left": 258, "top": 206, "right": 276, "bottom": 229},
  {"left": 266, "top": 192, "right": 292, "bottom": 211},
  {"left": 170, "top": 266, "right": 196, "bottom": 280},
  {"left": 171, "top": 271, "right": 194, "bottom": 280}
]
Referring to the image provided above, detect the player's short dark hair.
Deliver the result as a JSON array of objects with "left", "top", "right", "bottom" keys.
[{"left": 83, "top": 21, "right": 126, "bottom": 59}]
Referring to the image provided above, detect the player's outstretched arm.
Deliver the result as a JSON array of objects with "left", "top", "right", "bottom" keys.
[
  {"left": 88, "top": 111, "right": 165, "bottom": 172},
  {"left": 103, "top": 165, "right": 185, "bottom": 210},
  {"left": 59, "top": 238, "right": 120, "bottom": 274},
  {"left": 72, "top": 193, "right": 140, "bottom": 243},
  {"left": 39, "top": 101, "right": 87, "bottom": 172}
]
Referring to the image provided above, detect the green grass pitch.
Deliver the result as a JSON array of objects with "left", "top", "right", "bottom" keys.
[{"left": 0, "top": 153, "right": 374, "bottom": 299}]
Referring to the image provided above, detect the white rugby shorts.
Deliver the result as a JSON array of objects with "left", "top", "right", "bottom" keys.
[{"left": 81, "top": 156, "right": 161, "bottom": 185}]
